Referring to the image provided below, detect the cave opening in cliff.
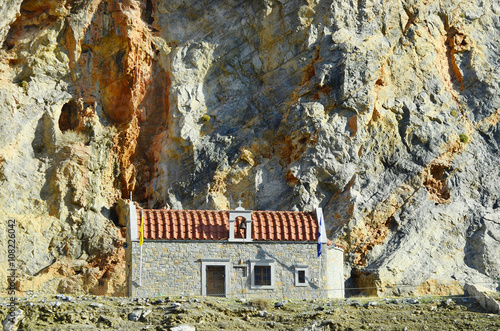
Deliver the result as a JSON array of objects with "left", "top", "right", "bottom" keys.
[
  {"left": 142, "top": 0, "right": 154, "bottom": 25},
  {"left": 423, "top": 164, "right": 451, "bottom": 203},
  {"left": 59, "top": 100, "right": 79, "bottom": 132}
]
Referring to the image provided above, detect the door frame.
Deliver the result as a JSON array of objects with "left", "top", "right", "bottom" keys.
[{"left": 200, "top": 259, "right": 231, "bottom": 297}]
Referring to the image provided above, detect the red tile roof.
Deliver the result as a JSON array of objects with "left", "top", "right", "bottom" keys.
[{"left": 136, "top": 209, "right": 320, "bottom": 242}]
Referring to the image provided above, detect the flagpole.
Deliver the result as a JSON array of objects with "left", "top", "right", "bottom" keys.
[
  {"left": 319, "top": 253, "right": 322, "bottom": 289},
  {"left": 139, "top": 210, "right": 144, "bottom": 287},
  {"left": 139, "top": 245, "right": 143, "bottom": 287}
]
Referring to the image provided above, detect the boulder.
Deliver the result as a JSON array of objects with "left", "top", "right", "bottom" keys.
[
  {"left": 464, "top": 283, "right": 500, "bottom": 314},
  {"left": 169, "top": 325, "right": 196, "bottom": 331},
  {"left": 2, "top": 309, "right": 24, "bottom": 331},
  {"left": 128, "top": 309, "right": 142, "bottom": 322}
]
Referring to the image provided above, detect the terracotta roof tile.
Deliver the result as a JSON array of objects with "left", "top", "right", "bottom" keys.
[{"left": 137, "top": 209, "right": 319, "bottom": 242}]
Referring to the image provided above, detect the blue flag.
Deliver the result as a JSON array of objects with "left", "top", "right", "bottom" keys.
[{"left": 317, "top": 212, "right": 323, "bottom": 257}]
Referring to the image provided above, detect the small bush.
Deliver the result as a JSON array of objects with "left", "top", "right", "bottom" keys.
[
  {"left": 19, "top": 80, "right": 28, "bottom": 92},
  {"left": 459, "top": 133, "right": 468, "bottom": 143},
  {"left": 251, "top": 298, "right": 270, "bottom": 310},
  {"left": 201, "top": 114, "right": 210, "bottom": 123}
]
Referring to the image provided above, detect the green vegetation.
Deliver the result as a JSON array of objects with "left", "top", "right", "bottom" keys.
[
  {"left": 200, "top": 114, "right": 210, "bottom": 123},
  {"left": 459, "top": 133, "right": 469, "bottom": 143},
  {"left": 250, "top": 298, "right": 270, "bottom": 310},
  {"left": 450, "top": 110, "right": 458, "bottom": 117},
  {"left": 18, "top": 80, "right": 29, "bottom": 93}
]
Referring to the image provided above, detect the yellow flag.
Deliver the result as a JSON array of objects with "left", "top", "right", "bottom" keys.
[{"left": 139, "top": 210, "right": 144, "bottom": 246}]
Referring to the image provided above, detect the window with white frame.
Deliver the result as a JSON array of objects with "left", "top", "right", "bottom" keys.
[
  {"left": 249, "top": 259, "right": 275, "bottom": 289},
  {"left": 294, "top": 265, "right": 309, "bottom": 287}
]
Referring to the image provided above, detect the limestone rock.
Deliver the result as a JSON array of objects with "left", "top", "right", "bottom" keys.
[
  {"left": 2, "top": 309, "right": 24, "bottom": 331},
  {"left": 0, "top": 0, "right": 22, "bottom": 44},
  {"left": 464, "top": 283, "right": 500, "bottom": 314},
  {"left": 0, "top": 0, "right": 499, "bottom": 296},
  {"left": 141, "top": 309, "right": 152, "bottom": 319},
  {"left": 274, "top": 300, "right": 286, "bottom": 309},
  {"left": 169, "top": 325, "right": 196, "bottom": 331},
  {"left": 128, "top": 309, "right": 142, "bottom": 322}
]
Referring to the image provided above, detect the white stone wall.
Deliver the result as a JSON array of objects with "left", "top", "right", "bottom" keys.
[
  {"left": 128, "top": 241, "right": 343, "bottom": 299},
  {"left": 326, "top": 247, "right": 345, "bottom": 298}
]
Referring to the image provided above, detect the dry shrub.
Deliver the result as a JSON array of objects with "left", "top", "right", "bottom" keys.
[{"left": 251, "top": 298, "right": 270, "bottom": 309}]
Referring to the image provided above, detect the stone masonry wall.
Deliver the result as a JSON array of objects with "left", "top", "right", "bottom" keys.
[{"left": 128, "top": 241, "right": 340, "bottom": 299}]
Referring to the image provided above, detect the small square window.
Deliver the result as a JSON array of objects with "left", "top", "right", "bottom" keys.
[{"left": 294, "top": 265, "right": 308, "bottom": 287}]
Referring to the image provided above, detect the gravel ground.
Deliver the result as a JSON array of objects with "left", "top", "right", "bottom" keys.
[{"left": 1, "top": 295, "right": 499, "bottom": 330}]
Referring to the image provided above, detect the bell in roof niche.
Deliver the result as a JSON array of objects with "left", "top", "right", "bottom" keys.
[
  {"left": 228, "top": 200, "right": 253, "bottom": 242},
  {"left": 238, "top": 219, "right": 247, "bottom": 230}
]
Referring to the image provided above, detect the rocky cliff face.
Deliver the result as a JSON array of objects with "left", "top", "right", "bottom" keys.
[{"left": 0, "top": 0, "right": 499, "bottom": 296}]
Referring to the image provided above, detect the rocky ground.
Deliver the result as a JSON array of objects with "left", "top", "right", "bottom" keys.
[
  {"left": 1, "top": 295, "right": 499, "bottom": 330},
  {"left": 1, "top": 0, "right": 500, "bottom": 297}
]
